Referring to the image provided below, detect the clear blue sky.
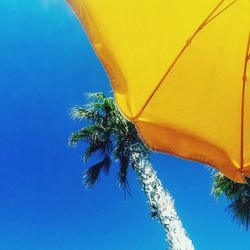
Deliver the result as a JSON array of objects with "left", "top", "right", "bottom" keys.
[{"left": 0, "top": 1, "right": 249, "bottom": 250}]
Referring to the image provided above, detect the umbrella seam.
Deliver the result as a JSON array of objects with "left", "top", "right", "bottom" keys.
[
  {"left": 132, "top": 0, "right": 239, "bottom": 120},
  {"left": 240, "top": 32, "right": 250, "bottom": 171}
]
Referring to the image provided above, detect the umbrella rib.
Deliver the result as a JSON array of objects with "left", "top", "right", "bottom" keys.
[
  {"left": 240, "top": 33, "right": 250, "bottom": 170},
  {"left": 204, "top": 0, "right": 238, "bottom": 26},
  {"left": 133, "top": 0, "right": 239, "bottom": 120}
]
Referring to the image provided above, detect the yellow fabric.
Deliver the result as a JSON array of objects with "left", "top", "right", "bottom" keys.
[{"left": 67, "top": 0, "right": 250, "bottom": 183}]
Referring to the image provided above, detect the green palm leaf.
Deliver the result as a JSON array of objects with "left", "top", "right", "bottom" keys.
[
  {"left": 84, "top": 155, "right": 111, "bottom": 187},
  {"left": 212, "top": 171, "right": 250, "bottom": 230}
]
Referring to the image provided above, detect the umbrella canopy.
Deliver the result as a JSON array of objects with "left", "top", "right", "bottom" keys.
[{"left": 67, "top": 0, "right": 250, "bottom": 183}]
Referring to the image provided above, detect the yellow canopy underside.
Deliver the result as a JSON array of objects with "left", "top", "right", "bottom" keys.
[{"left": 67, "top": 0, "right": 250, "bottom": 183}]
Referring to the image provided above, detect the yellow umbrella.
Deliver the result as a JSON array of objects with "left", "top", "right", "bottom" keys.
[{"left": 67, "top": 0, "right": 250, "bottom": 183}]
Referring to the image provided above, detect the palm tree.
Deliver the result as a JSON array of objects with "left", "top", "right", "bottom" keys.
[
  {"left": 212, "top": 172, "right": 250, "bottom": 230},
  {"left": 69, "top": 92, "right": 194, "bottom": 250}
]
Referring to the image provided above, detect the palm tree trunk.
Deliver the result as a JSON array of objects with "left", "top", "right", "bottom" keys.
[{"left": 130, "top": 146, "right": 194, "bottom": 250}]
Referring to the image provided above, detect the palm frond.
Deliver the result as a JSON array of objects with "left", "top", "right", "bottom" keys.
[
  {"left": 118, "top": 155, "right": 131, "bottom": 195},
  {"left": 82, "top": 146, "right": 94, "bottom": 163},
  {"left": 86, "top": 92, "right": 106, "bottom": 100},
  {"left": 212, "top": 172, "right": 247, "bottom": 200},
  {"left": 83, "top": 155, "right": 112, "bottom": 188},
  {"left": 69, "top": 125, "right": 103, "bottom": 146},
  {"left": 70, "top": 106, "right": 105, "bottom": 124},
  {"left": 82, "top": 139, "right": 113, "bottom": 163},
  {"left": 226, "top": 195, "right": 250, "bottom": 230},
  {"left": 83, "top": 161, "right": 103, "bottom": 188},
  {"left": 102, "top": 155, "right": 111, "bottom": 175},
  {"left": 212, "top": 171, "right": 250, "bottom": 230},
  {"left": 86, "top": 93, "right": 115, "bottom": 115}
]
